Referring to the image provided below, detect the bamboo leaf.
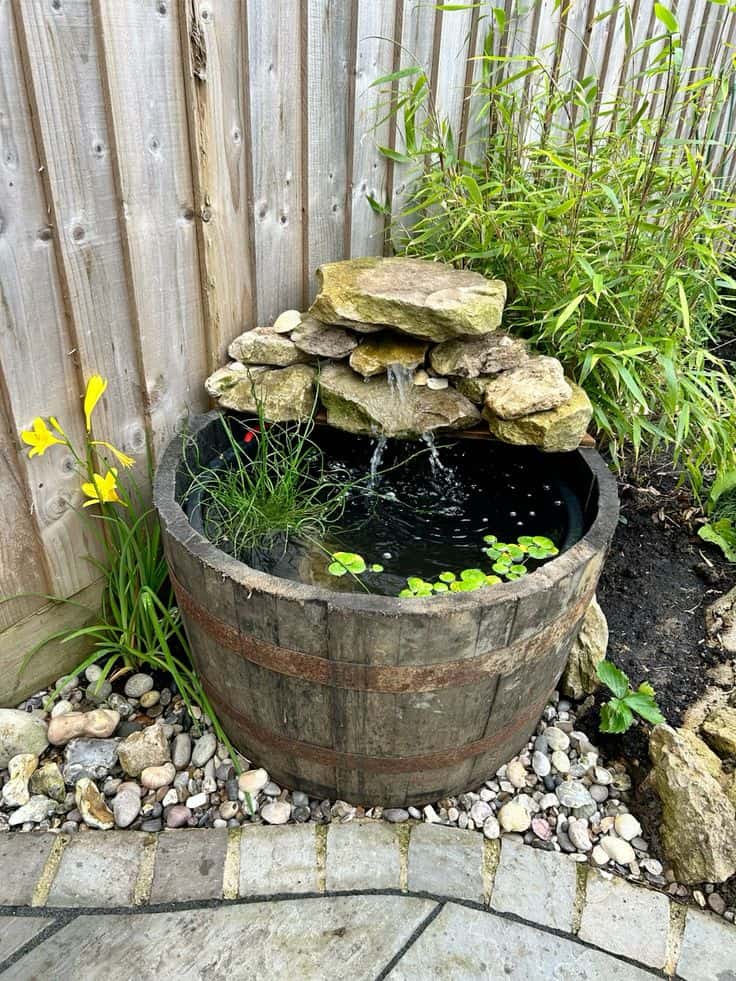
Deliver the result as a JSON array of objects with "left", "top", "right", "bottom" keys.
[{"left": 654, "top": 3, "right": 679, "bottom": 34}]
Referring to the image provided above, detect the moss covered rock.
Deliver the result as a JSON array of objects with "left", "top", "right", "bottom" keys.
[
  {"left": 228, "top": 328, "right": 312, "bottom": 367},
  {"left": 560, "top": 595, "right": 608, "bottom": 700},
  {"left": 309, "top": 257, "right": 507, "bottom": 342},
  {"left": 318, "top": 363, "right": 479, "bottom": 437},
  {"left": 483, "top": 356, "right": 572, "bottom": 420},
  {"left": 429, "top": 331, "right": 527, "bottom": 378},
  {"left": 649, "top": 724, "right": 736, "bottom": 884},
  {"left": 485, "top": 381, "right": 592, "bottom": 452},
  {"left": 206, "top": 363, "right": 317, "bottom": 421},
  {"left": 702, "top": 706, "right": 736, "bottom": 758},
  {"left": 349, "top": 334, "right": 429, "bottom": 378}
]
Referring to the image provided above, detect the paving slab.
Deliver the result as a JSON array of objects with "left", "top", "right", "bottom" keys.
[
  {"left": 1, "top": 895, "right": 437, "bottom": 981},
  {"left": 407, "top": 824, "right": 483, "bottom": 903},
  {"left": 0, "top": 833, "right": 55, "bottom": 906},
  {"left": 578, "top": 869, "right": 670, "bottom": 969},
  {"left": 46, "top": 832, "right": 145, "bottom": 909},
  {"left": 0, "top": 916, "right": 53, "bottom": 963},
  {"left": 490, "top": 837, "right": 577, "bottom": 931},
  {"left": 325, "top": 821, "right": 400, "bottom": 891},
  {"left": 677, "top": 908, "right": 736, "bottom": 981},
  {"left": 150, "top": 829, "right": 227, "bottom": 904},
  {"left": 240, "top": 825, "right": 317, "bottom": 896},
  {"left": 386, "top": 901, "right": 654, "bottom": 980}
]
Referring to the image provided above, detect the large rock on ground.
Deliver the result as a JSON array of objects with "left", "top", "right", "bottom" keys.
[
  {"left": 485, "top": 381, "right": 592, "bottom": 452},
  {"left": 701, "top": 706, "right": 736, "bottom": 757},
  {"left": 649, "top": 724, "right": 736, "bottom": 883},
  {"left": 206, "top": 363, "right": 317, "bottom": 421},
  {"left": 705, "top": 585, "right": 736, "bottom": 654},
  {"left": 483, "top": 356, "right": 572, "bottom": 419},
  {"left": 228, "top": 328, "right": 312, "bottom": 367},
  {"left": 290, "top": 319, "right": 358, "bottom": 359},
  {"left": 429, "top": 332, "right": 528, "bottom": 378},
  {"left": 349, "top": 334, "right": 429, "bottom": 378},
  {"left": 0, "top": 709, "right": 48, "bottom": 768},
  {"left": 318, "top": 363, "right": 480, "bottom": 437},
  {"left": 309, "top": 257, "right": 507, "bottom": 343},
  {"left": 560, "top": 595, "right": 608, "bottom": 700}
]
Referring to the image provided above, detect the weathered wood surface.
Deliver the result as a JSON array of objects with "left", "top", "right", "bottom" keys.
[
  {"left": 1, "top": 0, "right": 734, "bottom": 703},
  {"left": 0, "top": 580, "right": 102, "bottom": 708},
  {"left": 155, "top": 412, "right": 618, "bottom": 806}
]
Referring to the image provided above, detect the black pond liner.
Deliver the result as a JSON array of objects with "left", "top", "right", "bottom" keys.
[{"left": 181, "top": 414, "right": 589, "bottom": 597}]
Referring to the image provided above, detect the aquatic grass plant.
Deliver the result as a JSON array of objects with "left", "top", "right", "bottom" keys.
[
  {"left": 5, "top": 376, "right": 237, "bottom": 762},
  {"left": 374, "top": 3, "right": 736, "bottom": 495},
  {"left": 184, "top": 400, "right": 357, "bottom": 558}
]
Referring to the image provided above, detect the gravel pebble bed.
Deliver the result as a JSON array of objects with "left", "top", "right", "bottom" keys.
[{"left": 0, "top": 672, "right": 732, "bottom": 921}]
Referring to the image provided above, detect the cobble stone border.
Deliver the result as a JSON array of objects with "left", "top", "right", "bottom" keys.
[{"left": 0, "top": 822, "right": 733, "bottom": 979}]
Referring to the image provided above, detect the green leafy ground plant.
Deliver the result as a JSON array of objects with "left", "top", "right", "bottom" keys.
[
  {"left": 698, "top": 470, "right": 736, "bottom": 561},
  {"left": 596, "top": 661, "right": 665, "bottom": 734},
  {"left": 375, "top": 4, "right": 736, "bottom": 495}
]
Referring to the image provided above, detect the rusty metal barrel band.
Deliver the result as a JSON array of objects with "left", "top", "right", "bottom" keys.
[
  {"left": 201, "top": 678, "right": 550, "bottom": 773},
  {"left": 172, "top": 571, "right": 593, "bottom": 693}
]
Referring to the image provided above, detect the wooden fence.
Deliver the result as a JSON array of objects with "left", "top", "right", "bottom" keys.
[{"left": 1, "top": 0, "right": 735, "bottom": 703}]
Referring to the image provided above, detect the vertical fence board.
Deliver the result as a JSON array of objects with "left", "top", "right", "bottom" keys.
[
  {"left": 246, "top": 0, "right": 304, "bottom": 323},
  {"left": 0, "top": 392, "right": 47, "bottom": 630},
  {"left": 96, "top": 0, "right": 207, "bottom": 457},
  {"left": 349, "top": 0, "right": 397, "bottom": 256},
  {"left": 2, "top": 0, "right": 736, "bottom": 697},
  {"left": 182, "top": 0, "right": 256, "bottom": 363},
  {"left": 306, "top": 0, "right": 355, "bottom": 296},
  {"left": 17, "top": 0, "right": 149, "bottom": 475},
  {"left": 433, "top": 5, "right": 475, "bottom": 148},
  {"left": 390, "top": 0, "right": 438, "bottom": 235},
  {"left": 0, "top": 0, "right": 99, "bottom": 604}
]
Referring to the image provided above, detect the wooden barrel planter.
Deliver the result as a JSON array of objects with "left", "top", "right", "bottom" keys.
[{"left": 154, "top": 411, "right": 619, "bottom": 807}]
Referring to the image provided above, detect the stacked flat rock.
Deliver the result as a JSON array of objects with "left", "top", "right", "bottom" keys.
[{"left": 205, "top": 257, "right": 592, "bottom": 449}]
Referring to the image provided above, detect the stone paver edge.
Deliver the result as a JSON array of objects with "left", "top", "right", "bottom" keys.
[{"left": 0, "top": 821, "right": 732, "bottom": 978}]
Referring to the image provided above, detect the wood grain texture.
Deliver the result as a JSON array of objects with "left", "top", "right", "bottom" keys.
[
  {"left": 246, "top": 0, "right": 305, "bottom": 322},
  {"left": 182, "top": 0, "right": 256, "bottom": 364},
  {"left": 349, "top": 0, "right": 397, "bottom": 257},
  {"left": 433, "top": 5, "right": 474, "bottom": 153},
  {"left": 0, "top": 579, "right": 102, "bottom": 706},
  {"left": 390, "top": 0, "right": 438, "bottom": 238},
  {"left": 305, "top": 0, "right": 355, "bottom": 297},
  {"left": 95, "top": 0, "right": 208, "bottom": 458},
  {"left": 1, "top": 0, "right": 735, "bottom": 701},
  {"left": 16, "top": 0, "right": 149, "bottom": 475},
  {"left": 0, "top": 387, "right": 47, "bottom": 631},
  {"left": 0, "top": 0, "right": 100, "bottom": 608}
]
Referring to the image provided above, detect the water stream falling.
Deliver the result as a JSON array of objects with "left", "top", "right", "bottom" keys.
[
  {"left": 386, "top": 363, "right": 414, "bottom": 402},
  {"left": 421, "top": 432, "right": 445, "bottom": 476},
  {"left": 369, "top": 436, "right": 388, "bottom": 488}
]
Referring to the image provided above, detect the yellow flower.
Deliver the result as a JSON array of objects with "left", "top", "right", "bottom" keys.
[
  {"left": 83, "top": 375, "right": 108, "bottom": 431},
  {"left": 20, "top": 417, "right": 66, "bottom": 458},
  {"left": 81, "top": 468, "right": 125, "bottom": 508},
  {"left": 91, "top": 441, "right": 135, "bottom": 469}
]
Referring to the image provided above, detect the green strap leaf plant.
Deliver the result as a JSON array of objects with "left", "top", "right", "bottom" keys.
[{"left": 596, "top": 661, "right": 665, "bottom": 734}]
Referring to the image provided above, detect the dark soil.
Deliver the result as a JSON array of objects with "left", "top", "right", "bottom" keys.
[{"left": 596, "top": 473, "right": 733, "bottom": 726}]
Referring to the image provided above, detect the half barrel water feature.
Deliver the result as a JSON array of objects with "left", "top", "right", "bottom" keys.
[{"left": 154, "top": 411, "right": 619, "bottom": 807}]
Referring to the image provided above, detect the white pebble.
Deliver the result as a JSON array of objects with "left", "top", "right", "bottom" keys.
[{"left": 614, "top": 813, "right": 642, "bottom": 841}]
